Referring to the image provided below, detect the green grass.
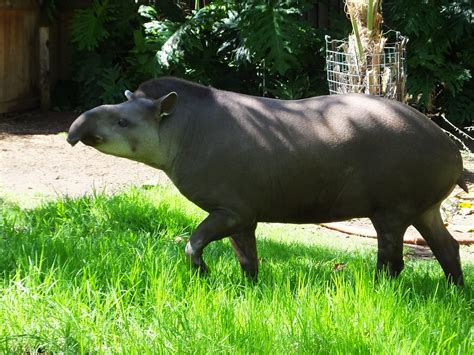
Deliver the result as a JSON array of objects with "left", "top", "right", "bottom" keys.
[{"left": 0, "top": 186, "right": 472, "bottom": 353}]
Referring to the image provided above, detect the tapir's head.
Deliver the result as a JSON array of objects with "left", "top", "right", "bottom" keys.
[{"left": 67, "top": 90, "right": 177, "bottom": 162}]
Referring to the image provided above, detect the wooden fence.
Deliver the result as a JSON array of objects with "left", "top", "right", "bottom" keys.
[
  {"left": 0, "top": 0, "right": 90, "bottom": 113},
  {"left": 0, "top": 0, "right": 39, "bottom": 113}
]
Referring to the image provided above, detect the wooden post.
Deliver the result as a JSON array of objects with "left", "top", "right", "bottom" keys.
[
  {"left": 0, "top": 0, "right": 41, "bottom": 113},
  {"left": 39, "top": 25, "right": 50, "bottom": 111}
]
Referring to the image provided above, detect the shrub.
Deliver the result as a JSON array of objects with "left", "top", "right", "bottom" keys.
[
  {"left": 69, "top": 0, "right": 142, "bottom": 107},
  {"left": 384, "top": 0, "right": 474, "bottom": 125},
  {"left": 68, "top": 0, "right": 329, "bottom": 107}
]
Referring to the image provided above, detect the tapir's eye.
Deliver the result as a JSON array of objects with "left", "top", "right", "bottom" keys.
[{"left": 118, "top": 119, "right": 128, "bottom": 127}]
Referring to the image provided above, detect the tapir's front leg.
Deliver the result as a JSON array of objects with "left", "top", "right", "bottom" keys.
[{"left": 185, "top": 211, "right": 242, "bottom": 274}]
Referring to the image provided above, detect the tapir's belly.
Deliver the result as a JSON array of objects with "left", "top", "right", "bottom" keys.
[
  {"left": 204, "top": 135, "right": 458, "bottom": 224},
  {"left": 247, "top": 164, "right": 374, "bottom": 223}
]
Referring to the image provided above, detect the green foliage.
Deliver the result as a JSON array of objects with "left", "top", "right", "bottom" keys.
[
  {"left": 68, "top": 0, "right": 327, "bottom": 107},
  {"left": 0, "top": 187, "right": 473, "bottom": 352},
  {"left": 70, "top": 0, "right": 112, "bottom": 51},
  {"left": 152, "top": 0, "right": 325, "bottom": 97},
  {"left": 97, "top": 64, "right": 131, "bottom": 104},
  {"left": 385, "top": 0, "right": 474, "bottom": 125},
  {"left": 70, "top": 0, "right": 141, "bottom": 107},
  {"left": 238, "top": 1, "right": 311, "bottom": 75},
  {"left": 156, "top": 2, "right": 236, "bottom": 83}
]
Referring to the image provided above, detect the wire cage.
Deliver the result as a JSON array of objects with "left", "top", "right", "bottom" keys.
[{"left": 325, "top": 31, "right": 408, "bottom": 102}]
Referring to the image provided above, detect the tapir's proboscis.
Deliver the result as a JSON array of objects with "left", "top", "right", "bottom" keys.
[{"left": 67, "top": 77, "right": 468, "bottom": 285}]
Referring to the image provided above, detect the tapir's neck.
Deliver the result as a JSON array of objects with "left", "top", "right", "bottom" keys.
[
  {"left": 141, "top": 100, "right": 196, "bottom": 177},
  {"left": 133, "top": 78, "right": 216, "bottom": 181}
]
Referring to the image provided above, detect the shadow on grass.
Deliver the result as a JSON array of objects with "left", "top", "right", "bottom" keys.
[
  {"left": 0, "top": 190, "right": 471, "bottom": 299},
  {"left": 0, "top": 191, "right": 193, "bottom": 278},
  {"left": 250, "top": 237, "right": 473, "bottom": 299}
]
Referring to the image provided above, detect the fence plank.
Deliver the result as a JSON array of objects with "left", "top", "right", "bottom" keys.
[{"left": 0, "top": 2, "right": 40, "bottom": 113}]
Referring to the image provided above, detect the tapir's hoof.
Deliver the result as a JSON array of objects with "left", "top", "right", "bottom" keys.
[
  {"left": 245, "top": 272, "right": 258, "bottom": 282},
  {"left": 185, "top": 242, "right": 209, "bottom": 275},
  {"left": 197, "top": 263, "right": 209, "bottom": 275},
  {"left": 447, "top": 274, "right": 464, "bottom": 287},
  {"left": 190, "top": 262, "right": 208, "bottom": 276}
]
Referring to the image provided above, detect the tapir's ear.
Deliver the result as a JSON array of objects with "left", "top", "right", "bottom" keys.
[
  {"left": 124, "top": 90, "right": 136, "bottom": 101},
  {"left": 156, "top": 92, "right": 178, "bottom": 117}
]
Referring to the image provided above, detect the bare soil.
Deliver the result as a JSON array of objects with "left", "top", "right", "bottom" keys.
[
  {"left": 1, "top": 111, "right": 473, "bottom": 259},
  {"left": 0, "top": 111, "right": 169, "bottom": 202}
]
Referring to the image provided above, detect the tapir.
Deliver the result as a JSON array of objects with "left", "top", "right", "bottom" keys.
[{"left": 67, "top": 77, "right": 468, "bottom": 285}]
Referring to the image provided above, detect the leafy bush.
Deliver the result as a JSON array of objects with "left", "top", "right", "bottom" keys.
[
  {"left": 151, "top": 0, "right": 326, "bottom": 98},
  {"left": 384, "top": 0, "right": 474, "bottom": 125},
  {"left": 69, "top": 0, "right": 328, "bottom": 107},
  {"left": 70, "top": 0, "right": 111, "bottom": 50},
  {"left": 69, "top": 0, "right": 142, "bottom": 107}
]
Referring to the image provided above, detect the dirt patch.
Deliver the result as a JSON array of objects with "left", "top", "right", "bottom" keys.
[{"left": 0, "top": 111, "right": 169, "bottom": 203}]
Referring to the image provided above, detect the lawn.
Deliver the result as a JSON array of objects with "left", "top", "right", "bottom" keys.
[{"left": 0, "top": 186, "right": 472, "bottom": 353}]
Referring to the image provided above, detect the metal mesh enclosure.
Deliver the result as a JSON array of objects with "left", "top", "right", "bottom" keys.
[{"left": 325, "top": 32, "right": 408, "bottom": 101}]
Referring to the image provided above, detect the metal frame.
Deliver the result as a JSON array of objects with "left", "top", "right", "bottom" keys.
[{"left": 325, "top": 31, "right": 408, "bottom": 101}]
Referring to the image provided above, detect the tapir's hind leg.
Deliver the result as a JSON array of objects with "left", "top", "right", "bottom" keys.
[
  {"left": 371, "top": 215, "right": 408, "bottom": 278},
  {"left": 413, "top": 205, "right": 464, "bottom": 286},
  {"left": 230, "top": 224, "right": 259, "bottom": 280}
]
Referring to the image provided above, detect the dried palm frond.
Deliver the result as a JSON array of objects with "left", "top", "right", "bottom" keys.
[{"left": 345, "top": 0, "right": 386, "bottom": 96}]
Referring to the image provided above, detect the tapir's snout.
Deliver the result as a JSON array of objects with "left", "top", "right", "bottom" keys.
[
  {"left": 66, "top": 135, "right": 80, "bottom": 146},
  {"left": 67, "top": 112, "right": 88, "bottom": 146},
  {"left": 67, "top": 111, "right": 103, "bottom": 147}
]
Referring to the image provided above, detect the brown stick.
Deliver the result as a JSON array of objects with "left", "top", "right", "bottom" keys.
[{"left": 321, "top": 222, "right": 474, "bottom": 245}]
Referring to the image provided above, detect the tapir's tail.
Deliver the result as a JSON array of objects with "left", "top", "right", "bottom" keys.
[{"left": 458, "top": 174, "right": 469, "bottom": 193}]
